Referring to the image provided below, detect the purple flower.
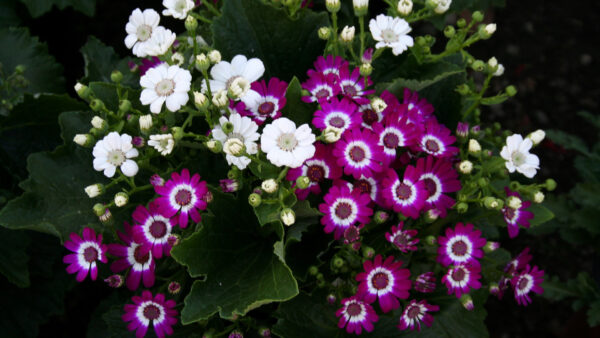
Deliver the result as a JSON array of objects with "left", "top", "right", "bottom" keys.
[
  {"left": 301, "top": 72, "right": 340, "bottom": 103},
  {"left": 286, "top": 143, "right": 342, "bottom": 200},
  {"left": 319, "top": 184, "right": 372, "bottom": 240},
  {"left": 308, "top": 55, "right": 348, "bottom": 78},
  {"left": 356, "top": 255, "right": 412, "bottom": 313},
  {"left": 219, "top": 179, "right": 239, "bottom": 193},
  {"left": 437, "top": 223, "right": 486, "bottom": 267},
  {"left": 336, "top": 296, "right": 379, "bottom": 334},
  {"left": 397, "top": 299, "right": 439, "bottom": 331},
  {"left": 108, "top": 222, "right": 155, "bottom": 291},
  {"left": 511, "top": 265, "right": 544, "bottom": 306},
  {"left": 63, "top": 227, "right": 107, "bottom": 282},
  {"left": 312, "top": 97, "right": 360, "bottom": 133},
  {"left": 456, "top": 122, "right": 469, "bottom": 138},
  {"left": 403, "top": 88, "right": 434, "bottom": 123},
  {"left": 154, "top": 169, "right": 208, "bottom": 228},
  {"left": 414, "top": 272, "right": 436, "bottom": 293},
  {"left": 352, "top": 175, "right": 381, "bottom": 204},
  {"left": 416, "top": 156, "right": 461, "bottom": 217},
  {"left": 362, "top": 48, "right": 374, "bottom": 63},
  {"left": 372, "top": 112, "right": 419, "bottom": 166},
  {"left": 123, "top": 291, "right": 177, "bottom": 338},
  {"left": 338, "top": 66, "right": 373, "bottom": 104},
  {"left": 358, "top": 103, "right": 383, "bottom": 129},
  {"left": 442, "top": 263, "right": 482, "bottom": 298},
  {"left": 131, "top": 201, "right": 174, "bottom": 259},
  {"left": 239, "top": 77, "right": 288, "bottom": 125},
  {"left": 415, "top": 120, "right": 459, "bottom": 158},
  {"left": 502, "top": 188, "right": 534, "bottom": 238},
  {"left": 381, "top": 167, "right": 427, "bottom": 219},
  {"left": 333, "top": 127, "right": 385, "bottom": 179},
  {"left": 385, "top": 222, "right": 419, "bottom": 253}
]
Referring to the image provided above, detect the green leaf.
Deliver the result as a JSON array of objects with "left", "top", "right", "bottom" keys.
[
  {"left": 281, "top": 77, "right": 315, "bottom": 126},
  {"left": 18, "top": 0, "right": 96, "bottom": 17},
  {"left": 376, "top": 61, "right": 464, "bottom": 93},
  {"left": 171, "top": 190, "right": 298, "bottom": 323},
  {"left": 0, "top": 27, "right": 64, "bottom": 95},
  {"left": 578, "top": 111, "right": 600, "bottom": 129},
  {"left": 546, "top": 129, "right": 590, "bottom": 155},
  {"left": 0, "top": 228, "right": 31, "bottom": 287},
  {"left": 0, "top": 111, "right": 107, "bottom": 241},
  {"left": 272, "top": 291, "right": 341, "bottom": 338},
  {"left": 587, "top": 301, "right": 600, "bottom": 327},
  {"left": 527, "top": 203, "right": 554, "bottom": 227},
  {"left": 0, "top": 0, "right": 20, "bottom": 28},
  {"left": 248, "top": 159, "right": 280, "bottom": 180},
  {"left": 253, "top": 201, "right": 282, "bottom": 226},
  {"left": 480, "top": 95, "right": 509, "bottom": 106},
  {"left": 211, "top": 0, "right": 329, "bottom": 81},
  {"left": 80, "top": 36, "right": 138, "bottom": 88}
]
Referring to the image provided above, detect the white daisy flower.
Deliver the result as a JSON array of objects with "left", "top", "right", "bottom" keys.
[
  {"left": 162, "top": 0, "right": 195, "bottom": 19},
  {"left": 211, "top": 113, "right": 260, "bottom": 170},
  {"left": 369, "top": 14, "right": 414, "bottom": 55},
  {"left": 260, "top": 118, "right": 316, "bottom": 168},
  {"left": 124, "top": 8, "right": 160, "bottom": 57},
  {"left": 143, "top": 26, "right": 177, "bottom": 57},
  {"left": 93, "top": 132, "right": 139, "bottom": 178},
  {"left": 500, "top": 134, "right": 540, "bottom": 178},
  {"left": 140, "top": 63, "right": 191, "bottom": 114},
  {"left": 148, "top": 134, "right": 175, "bottom": 155},
  {"left": 203, "top": 55, "right": 265, "bottom": 100}
]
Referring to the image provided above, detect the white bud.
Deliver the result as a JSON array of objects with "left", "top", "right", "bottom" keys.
[
  {"left": 73, "top": 134, "right": 92, "bottom": 147},
  {"left": 340, "top": 26, "right": 355, "bottom": 43},
  {"left": 352, "top": 0, "right": 369, "bottom": 15},
  {"left": 139, "top": 114, "right": 153, "bottom": 131},
  {"left": 494, "top": 64, "right": 505, "bottom": 76},
  {"left": 261, "top": 179, "right": 279, "bottom": 193},
  {"left": 223, "top": 138, "right": 245, "bottom": 156},
  {"left": 485, "top": 23, "right": 497, "bottom": 35},
  {"left": 84, "top": 184, "right": 103, "bottom": 198},
  {"left": 171, "top": 52, "right": 184, "bottom": 66},
  {"left": 148, "top": 134, "right": 175, "bottom": 156},
  {"left": 397, "top": 0, "right": 413, "bottom": 15},
  {"left": 193, "top": 91, "right": 208, "bottom": 109},
  {"left": 507, "top": 196, "right": 522, "bottom": 210},
  {"left": 228, "top": 77, "right": 251, "bottom": 100},
  {"left": 434, "top": 0, "right": 451, "bottom": 14},
  {"left": 370, "top": 97, "right": 387, "bottom": 113},
  {"left": 208, "top": 50, "right": 221, "bottom": 64},
  {"left": 280, "top": 208, "right": 296, "bottom": 226},
  {"left": 533, "top": 191, "right": 545, "bottom": 203},
  {"left": 74, "top": 82, "right": 84, "bottom": 93},
  {"left": 488, "top": 57, "right": 498, "bottom": 68},
  {"left": 212, "top": 90, "right": 229, "bottom": 108},
  {"left": 326, "top": 0, "right": 341, "bottom": 12},
  {"left": 195, "top": 53, "right": 210, "bottom": 71},
  {"left": 490, "top": 200, "right": 499, "bottom": 209},
  {"left": 458, "top": 160, "right": 473, "bottom": 174},
  {"left": 468, "top": 139, "right": 481, "bottom": 153},
  {"left": 91, "top": 116, "right": 105, "bottom": 129},
  {"left": 114, "top": 192, "right": 129, "bottom": 207},
  {"left": 527, "top": 129, "right": 545, "bottom": 145},
  {"left": 323, "top": 126, "right": 342, "bottom": 143}
]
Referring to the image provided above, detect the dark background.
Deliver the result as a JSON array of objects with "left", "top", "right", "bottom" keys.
[{"left": 6, "top": 0, "right": 600, "bottom": 336}]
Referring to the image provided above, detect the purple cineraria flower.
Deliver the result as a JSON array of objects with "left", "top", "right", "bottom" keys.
[
  {"left": 356, "top": 255, "right": 411, "bottom": 313},
  {"left": 123, "top": 291, "right": 177, "bottom": 338},
  {"left": 333, "top": 127, "right": 385, "bottom": 179},
  {"left": 505, "top": 247, "right": 533, "bottom": 277},
  {"left": 336, "top": 296, "right": 379, "bottom": 335},
  {"left": 108, "top": 222, "right": 155, "bottom": 291},
  {"left": 338, "top": 66, "right": 374, "bottom": 105},
  {"left": 154, "top": 169, "right": 208, "bottom": 228},
  {"left": 371, "top": 113, "right": 419, "bottom": 166},
  {"left": 362, "top": 48, "right": 374, "bottom": 64},
  {"left": 219, "top": 179, "right": 239, "bottom": 193},
  {"left": 397, "top": 299, "right": 439, "bottom": 331},
  {"left": 358, "top": 104, "right": 383, "bottom": 130},
  {"left": 416, "top": 120, "right": 459, "bottom": 158},
  {"left": 308, "top": 55, "right": 349, "bottom": 78},
  {"left": 131, "top": 201, "right": 174, "bottom": 259},
  {"left": 416, "top": 156, "right": 461, "bottom": 218},
  {"left": 456, "top": 122, "right": 469, "bottom": 138},
  {"left": 63, "top": 227, "right": 107, "bottom": 282},
  {"left": 402, "top": 88, "right": 434, "bottom": 123},
  {"left": 502, "top": 188, "right": 534, "bottom": 238},
  {"left": 381, "top": 167, "right": 427, "bottom": 219},
  {"left": 414, "top": 272, "right": 436, "bottom": 293},
  {"left": 437, "top": 223, "right": 486, "bottom": 267},
  {"left": 287, "top": 143, "right": 342, "bottom": 200},
  {"left": 343, "top": 224, "right": 362, "bottom": 244},
  {"left": 442, "top": 263, "right": 482, "bottom": 298},
  {"left": 511, "top": 265, "right": 544, "bottom": 306},
  {"left": 139, "top": 57, "right": 165, "bottom": 76},
  {"left": 319, "top": 184, "right": 372, "bottom": 240},
  {"left": 301, "top": 72, "right": 340, "bottom": 103},
  {"left": 352, "top": 175, "right": 380, "bottom": 204},
  {"left": 385, "top": 222, "right": 419, "bottom": 253},
  {"left": 150, "top": 174, "right": 165, "bottom": 187},
  {"left": 313, "top": 97, "right": 360, "bottom": 133},
  {"left": 239, "top": 77, "right": 287, "bottom": 125},
  {"left": 104, "top": 274, "right": 124, "bottom": 288}
]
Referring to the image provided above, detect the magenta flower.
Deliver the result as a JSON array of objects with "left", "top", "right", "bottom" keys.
[
  {"left": 154, "top": 169, "right": 208, "bottom": 228},
  {"left": 63, "top": 227, "right": 107, "bottom": 282},
  {"left": 301, "top": 72, "right": 340, "bottom": 103},
  {"left": 356, "top": 255, "right": 412, "bottom": 313},
  {"left": 352, "top": 175, "right": 381, "bottom": 204},
  {"left": 108, "top": 222, "right": 155, "bottom": 291},
  {"left": 381, "top": 167, "right": 427, "bottom": 219},
  {"left": 456, "top": 122, "right": 469, "bottom": 138},
  {"left": 287, "top": 143, "right": 342, "bottom": 200},
  {"left": 319, "top": 184, "right": 372, "bottom": 240},
  {"left": 437, "top": 223, "right": 486, "bottom": 267},
  {"left": 123, "top": 291, "right": 178, "bottom": 338},
  {"left": 372, "top": 113, "right": 419, "bottom": 165},
  {"left": 505, "top": 247, "right": 533, "bottom": 276},
  {"left": 397, "top": 299, "right": 439, "bottom": 331},
  {"left": 414, "top": 272, "right": 436, "bottom": 293},
  {"left": 416, "top": 156, "right": 461, "bottom": 217},
  {"left": 131, "top": 201, "right": 174, "bottom": 259},
  {"left": 139, "top": 56, "right": 165, "bottom": 76},
  {"left": 312, "top": 97, "right": 360, "bottom": 133},
  {"left": 359, "top": 103, "right": 383, "bottom": 129},
  {"left": 333, "top": 127, "right": 385, "bottom": 179},
  {"left": 442, "top": 263, "right": 482, "bottom": 298},
  {"left": 336, "top": 296, "right": 379, "bottom": 335},
  {"left": 239, "top": 77, "right": 287, "bottom": 125},
  {"left": 415, "top": 120, "right": 459, "bottom": 158},
  {"left": 308, "top": 55, "right": 348, "bottom": 77},
  {"left": 338, "top": 65, "right": 374, "bottom": 104},
  {"left": 402, "top": 88, "right": 434, "bottom": 123},
  {"left": 502, "top": 188, "right": 534, "bottom": 238},
  {"left": 386, "top": 222, "right": 419, "bottom": 253},
  {"left": 511, "top": 265, "right": 544, "bottom": 306},
  {"left": 219, "top": 179, "right": 239, "bottom": 193}
]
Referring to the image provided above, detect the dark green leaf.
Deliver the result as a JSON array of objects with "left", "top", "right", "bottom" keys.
[
  {"left": 248, "top": 159, "right": 281, "bottom": 180},
  {"left": 212, "top": 0, "right": 329, "bottom": 82},
  {"left": 0, "top": 0, "right": 20, "bottom": 28},
  {"left": 587, "top": 301, "right": 600, "bottom": 327},
  {"left": 281, "top": 77, "right": 316, "bottom": 126},
  {"left": 574, "top": 155, "right": 600, "bottom": 183},
  {"left": 272, "top": 291, "right": 341, "bottom": 338},
  {"left": 253, "top": 201, "right": 282, "bottom": 226},
  {"left": 527, "top": 203, "right": 554, "bottom": 227},
  {"left": 18, "top": 0, "right": 96, "bottom": 17},
  {"left": 80, "top": 36, "right": 138, "bottom": 88},
  {"left": 546, "top": 129, "right": 590, "bottom": 155},
  {"left": 480, "top": 95, "right": 509, "bottom": 106},
  {"left": 171, "top": 190, "right": 298, "bottom": 323},
  {"left": 376, "top": 61, "right": 464, "bottom": 93},
  {"left": 578, "top": 111, "right": 600, "bottom": 129},
  {"left": 0, "top": 228, "right": 30, "bottom": 287}
]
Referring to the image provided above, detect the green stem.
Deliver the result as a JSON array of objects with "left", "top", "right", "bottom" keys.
[
  {"left": 462, "top": 73, "right": 493, "bottom": 120},
  {"left": 359, "top": 15, "right": 366, "bottom": 60},
  {"left": 331, "top": 12, "right": 340, "bottom": 56},
  {"left": 201, "top": 0, "right": 221, "bottom": 16},
  {"left": 277, "top": 167, "right": 290, "bottom": 183}
]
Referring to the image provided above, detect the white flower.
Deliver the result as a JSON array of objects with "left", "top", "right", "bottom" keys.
[
  {"left": 369, "top": 14, "right": 414, "bottom": 55},
  {"left": 211, "top": 113, "right": 260, "bottom": 170},
  {"left": 494, "top": 64, "right": 505, "bottom": 76},
  {"left": 124, "top": 8, "right": 160, "bottom": 57},
  {"left": 148, "top": 134, "right": 175, "bottom": 155},
  {"left": 340, "top": 26, "right": 355, "bottom": 42},
  {"left": 527, "top": 129, "right": 545, "bottom": 145},
  {"left": 397, "top": 0, "right": 413, "bottom": 15},
  {"left": 262, "top": 179, "right": 279, "bottom": 193},
  {"left": 162, "top": 0, "right": 194, "bottom": 19},
  {"left": 228, "top": 77, "right": 251, "bottom": 99},
  {"left": 140, "top": 63, "right": 191, "bottom": 113},
  {"left": 143, "top": 26, "right": 176, "bottom": 57},
  {"left": 485, "top": 23, "right": 496, "bottom": 35},
  {"left": 433, "top": 0, "right": 451, "bottom": 14},
  {"left": 139, "top": 114, "right": 153, "bottom": 131},
  {"left": 203, "top": 55, "right": 265, "bottom": 100},
  {"left": 93, "top": 132, "right": 139, "bottom": 177},
  {"left": 212, "top": 90, "right": 228, "bottom": 108},
  {"left": 500, "top": 134, "right": 540, "bottom": 178},
  {"left": 261, "top": 118, "right": 316, "bottom": 168},
  {"left": 370, "top": 97, "right": 387, "bottom": 113}
]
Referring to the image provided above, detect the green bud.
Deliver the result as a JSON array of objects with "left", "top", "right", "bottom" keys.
[
  {"left": 93, "top": 203, "right": 106, "bottom": 217},
  {"left": 227, "top": 167, "right": 240, "bottom": 180},
  {"left": 425, "top": 0, "right": 437, "bottom": 9},
  {"left": 325, "top": 0, "right": 340, "bottom": 13},
  {"left": 222, "top": 121, "right": 234, "bottom": 134},
  {"left": 308, "top": 266, "right": 319, "bottom": 276},
  {"left": 444, "top": 25, "right": 455, "bottom": 38},
  {"left": 477, "top": 177, "right": 488, "bottom": 188},
  {"left": 493, "top": 122, "right": 501, "bottom": 131},
  {"left": 316, "top": 272, "right": 324, "bottom": 281},
  {"left": 114, "top": 192, "right": 129, "bottom": 207},
  {"left": 333, "top": 256, "right": 344, "bottom": 268},
  {"left": 195, "top": 54, "right": 210, "bottom": 72},
  {"left": 74, "top": 83, "right": 91, "bottom": 100},
  {"left": 119, "top": 99, "right": 131, "bottom": 113},
  {"left": 545, "top": 178, "right": 557, "bottom": 191},
  {"left": 509, "top": 181, "right": 521, "bottom": 191},
  {"left": 456, "top": 202, "right": 469, "bottom": 213},
  {"left": 415, "top": 36, "right": 427, "bottom": 46},
  {"left": 424, "top": 235, "right": 437, "bottom": 246},
  {"left": 471, "top": 60, "right": 485, "bottom": 72},
  {"left": 318, "top": 26, "right": 331, "bottom": 40},
  {"left": 110, "top": 70, "right": 123, "bottom": 83},
  {"left": 359, "top": 63, "right": 373, "bottom": 77},
  {"left": 482, "top": 196, "right": 499, "bottom": 210},
  {"left": 90, "top": 99, "right": 105, "bottom": 112},
  {"left": 505, "top": 85, "right": 517, "bottom": 97},
  {"left": 456, "top": 84, "right": 470, "bottom": 95},
  {"left": 362, "top": 246, "right": 375, "bottom": 259},
  {"left": 206, "top": 139, "right": 222, "bottom": 153},
  {"left": 185, "top": 15, "right": 198, "bottom": 32},
  {"left": 248, "top": 193, "right": 262, "bottom": 207},
  {"left": 171, "top": 127, "right": 184, "bottom": 140},
  {"left": 457, "top": 18, "right": 467, "bottom": 28},
  {"left": 472, "top": 11, "right": 484, "bottom": 22},
  {"left": 14, "top": 64, "right": 26, "bottom": 74},
  {"left": 316, "top": 279, "right": 326, "bottom": 288},
  {"left": 374, "top": 211, "right": 389, "bottom": 224},
  {"left": 296, "top": 176, "right": 310, "bottom": 189},
  {"left": 424, "top": 35, "right": 435, "bottom": 45}
]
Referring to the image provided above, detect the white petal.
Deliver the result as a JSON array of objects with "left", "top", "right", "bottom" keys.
[
  {"left": 150, "top": 96, "right": 166, "bottom": 113},
  {"left": 231, "top": 55, "right": 249, "bottom": 74},
  {"left": 93, "top": 157, "right": 109, "bottom": 171},
  {"left": 126, "top": 148, "right": 139, "bottom": 158},
  {"left": 241, "top": 58, "right": 265, "bottom": 82},
  {"left": 210, "top": 62, "right": 234, "bottom": 83},
  {"left": 103, "top": 165, "right": 117, "bottom": 178},
  {"left": 121, "top": 160, "right": 139, "bottom": 177}
]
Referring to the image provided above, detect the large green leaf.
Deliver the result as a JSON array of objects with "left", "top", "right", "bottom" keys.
[
  {"left": 0, "top": 228, "right": 31, "bottom": 287},
  {"left": 80, "top": 36, "right": 138, "bottom": 88},
  {"left": 281, "top": 77, "right": 315, "bottom": 126},
  {"left": 376, "top": 61, "right": 464, "bottom": 94},
  {"left": 211, "top": 0, "right": 329, "bottom": 82},
  {"left": 527, "top": 203, "right": 555, "bottom": 227},
  {"left": 546, "top": 129, "right": 590, "bottom": 156},
  {"left": 171, "top": 190, "right": 298, "bottom": 324},
  {"left": 0, "top": 0, "right": 20, "bottom": 28},
  {"left": 19, "top": 0, "right": 96, "bottom": 17}
]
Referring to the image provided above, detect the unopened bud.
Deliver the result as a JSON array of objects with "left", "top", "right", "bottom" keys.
[
  {"left": 505, "top": 85, "right": 517, "bottom": 97},
  {"left": 545, "top": 178, "right": 557, "bottom": 191},
  {"left": 208, "top": 50, "right": 221, "bottom": 64},
  {"left": 322, "top": 126, "right": 342, "bottom": 143},
  {"left": 212, "top": 90, "right": 228, "bottom": 108},
  {"left": 171, "top": 52, "right": 184, "bottom": 66},
  {"left": 484, "top": 241, "right": 500, "bottom": 253},
  {"left": 139, "top": 114, "right": 153, "bottom": 131},
  {"left": 433, "top": 0, "right": 451, "bottom": 14},
  {"left": 308, "top": 266, "right": 319, "bottom": 276},
  {"left": 456, "top": 122, "right": 469, "bottom": 138},
  {"left": 424, "top": 209, "right": 440, "bottom": 223},
  {"left": 472, "top": 11, "right": 484, "bottom": 22},
  {"left": 280, "top": 208, "right": 295, "bottom": 226},
  {"left": 460, "top": 294, "right": 474, "bottom": 311},
  {"left": 359, "top": 63, "right": 372, "bottom": 77},
  {"left": 468, "top": 139, "right": 481, "bottom": 154},
  {"left": 527, "top": 129, "right": 545, "bottom": 145},
  {"left": 84, "top": 184, "right": 104, "bottom": 198},
  {"left": 374, "top": 211, "right": 389, "bottom": 224},
  {"left": 325, "top": 0, "right": 340, "bottom": 13},
  {"left": 167, "top": 234, "right": 180, "bottom": 247},
  {"left": 352, "top": 0, "right": 369, "bottom": 16},
  {"left": 340, "top": 26, "right": 355, "bottom": 43},
  {"left": 296, "top": 176, "right": 310, "bottom": 190},
  {"left": 258, "top": 327, "right": 271, "bottom": 338},
  {"left": 507, "top": 196, "right": 522, "bottom": 210},
  {"left": 119, "top": 99, "right": 132, "bottom": 113},
  {"left": 318, "top": 27, "right": 331, "bottom": 40},
  {"left": 457, "top": 18, "right": 467, "bottom": 28},
  {"left": 489, "top": 283, "right": 500, "bottom": 296},
  {"left": 456, "top": 202, "right": 468, "bottom": 213},
  {"left": 248, "top": 193, "right": 262, "bottom": 207},
  {"left": 332, "top": 256, "right": 345, "bottom": 268},
  {"left": 104, "top": 274, "right": 123, "bottom": 288},
  {"left": 114, "top": 192, "right": 129, "bottom": 207},
  {"left": 219, "top": 179, "right": 239, "bottom": 193},
  {"left": 326, "top": 294, "right": 336, "bottom": 304},
  {"left": 185, "top": 15, "right": 198, "bottom": 32},
  {"left": 193, "top": 91, "right": 209, "bottom": 110},
  {"left": 73, "top": 133, "right": 95, "bottom": 147},
  {"left": 533, "top": 191, "right": 545, "bottom": 203},
  {"left": 150, "top": 174, "right": 165, "bottom": 187},
  {"left": 168, "top": 281, "right": 182, "bottom": 294},
  {"left": 471, "top": 60, "right": 485, "bottom": 72},
  {"left": 261, "top": 179, "right": 278, "bottom": 193},
  {"left": 458, "top": 160, "right": 473, "bottom": 174},
  {"left": 223, "top": 138, "right": 245, "bottom": 156},
  {"left": 74, "top": 82, "right": 91, "bottom": 100},
  {"left": 397, "top": 0, "right": 413, "bottom": 15},
  {"left": 206, "top": 139, "right": 222, "bottom": 153},
  {"left": 362, "top": 246, "right": 375, "bottom": 259},
  {"left": 110, "top": 70, "right": 123, "bottom": 83},
  {"left": 99, "top": 208, "right": 112, "bottom": 223},
  {"left": 424, "top": 235, "right": 437, "bottom": 246},
  {"left": 91, "top": 116, "right": 106, "bottom": 129},
  {"left": 228, "top": 77, "right": 251, "bottom": 100},
  {"left": 90, "top": 99, "right": 105, "bottom": 113},
  {"left": 370, "top": 97, "right": 387, "bottom": 113},
  {"left": 195, "top": 54, "right": 210, "bottom": 72},
  {"left": 93, "top": 203, "right": 106, "bottom": 217},
  {"left": 444, "top": 25, "right": 455, "bottom": 38}
]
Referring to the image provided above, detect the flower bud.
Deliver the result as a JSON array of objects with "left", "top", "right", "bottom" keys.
[
  {"left": 507, "top": 196, "right": 522, "bottom": 210},
  {"left": 119, "top": 99, "right": 132, "bottom": 114},
  {"left": 139, "top": 114, "right": 153, "bottom": 131},
  {"left": 195, "top": 53, "right": 211, "bottom": 72},
  {"left": 193, "top": 91, "right": 209, "bottom": 110},
  {"left": 84, "top": 184, "right": 104, "bottom": 198},
  {"left": 296, "top": 176, "right": 310, "bottom": 189},
  {"left": 167, "top": 234, "right": 180, "bottom": 247},
  {"left": 456, "top": 122, "right": 469, "bottom": 138},
  {"left": 99, "top": 208, "right": 112, "bottom": 223},
  {"left": 424, "top": 235, "right": 437, "bottom": 246},
  {"left": 468, "top": 139, "right": 481, "bottom": 154},
  {"left": 212, "top": 90, "right": 229, "bottom": 108},
  {"left": 171, "top": 52, "right": 184, "bottom": 66},
  {"left": 359, "top": 63, "right": 373, "bottom": 77},
  {"left": 206, "top": 139, "right": 222, "bottom": 153},
  {"left": 479, "top": 23, "right": 496, "bottom": 39},
  {"left": 362, "top": 246, "right": 375, "bottom": 259},
  {"left": 223, "top": 138, "right": 245, "bottom": 156},
  {"left": 90, "top": 99, "right": 105, "bottom": 113},
  {"left": 424, "top": 209, "right": 440, "bottom": 223},
  {"left": 374, "top": 211, "right": 389, "bottom": 224},
  {"left": 533, "top": 191, "right": 545, "bottom": 203},
  {"left": 456, "top": 84, "right": 470, "bottom": 95},
  {"left": 74, "top": 82, "right": 91, "bottom": 100},
  {"left": 332, "top": 256, "right": 345, "bottom": 268},
  {"left": 248, "top": 193, "right": 262, "bottom": 207},
  {"left": 471, "top": 60, "right": 485, "bottom": 72},
  {"left": 110, "top": 70, "right": 123, "bottom": 83},
  {"left": 326, "top": 294, "right": 336, "bottom": 304},
  {"left": 458, "top": 160, "right": 473, "bottom": 174},
  {"left": 527, "top": 129, "right": 545, "bottom": 145},
  {"left": 457, "top": 18, "right": 467, "bottom": 28},
  {"left": 220, "top": 179, "right": 239, "bottom": 193},
  {"left": 472, "top": 11, "right": 484, "bottom": 22},
  {"left": 258, "top": 327, "right": 271, "bottom": 338},
  {"left": 340, "top": 26, "right": 355, "bottom": 43},
  {"left": 261, "top": 179, "right": 279, "bottom": 193},
  {"left": 104, "top": 274, "right": 123, "bottom": 288},
  {"left": 325, "top": 0, "right": 340, "bottom": 13},
  {"left": 185, "top": 15, "right": 198, "bottom": 32},
  {"left": 370, "top": 97, "right": 387, "bottom": 113},
  {"left": 494, "top": 64, "right": 505, "bottom": 76},
  {"left": 208, "top": 50, "right": 221, "bottom": 64},
  {"left": 73, "top": 133, "right": 95, "bottom": 147},
  {"left": 444, "top": 25, "right": 455, "bottom": 38},
  {"left": 433, "top": 0, "right": 451, "bottom": 14},
  {"left": 228, "top": 77, "right": 251, "bottom": 100},
  {"left": 545, "top": 178, "right": 557, "bottom": 191},
  {"left": 308, "top": 266, "right": 319, "bottom": 276},
  {"left": 482, "top": 196, "right": 497, "bottom": 210},
  {"left": 168, "top": 281, "right": 181, "bottom": 294},
  {"left": 456, "top": 202, "right": 468, "bottom": 213},
  {"left": 352, "top": 0, "right": 369, "bottom": 16},
  {"left": 91, "top": 116, "right": 106, "bottom": 129},
  {"left": 114, "top": 192, "right": 129, "bottom": 207},
  {"left": 322, "top": 126, "right": 342, "bottom": 143},
  {"left": 150, "top": 174, "right": 165, "bottom": 187},
  {"left": 280, "top": 208, "right": 295, "bottom": 226},
  {"left": 93, "top": 203, "right": 106, "bottom": 217},
  {"left": 505, "top": 85, "right": 517, "bottom": 97},
  {"left": 460, "top": 294, "right": 474, "bottom": 311},
  {"left": 489, "top": 283, "right": 501, "bottom": 297},
  {"left": 228, "top": 167, "right": 241, "bottom": 180},
  {"left": 484, "top": 241, "right": 500, "bottom": 253},
  {"left": 318, "top": 27, "right": 331, "bottom": 40},
  {"left": 397, "top": 0, "right": 413, "bottom": 15}
]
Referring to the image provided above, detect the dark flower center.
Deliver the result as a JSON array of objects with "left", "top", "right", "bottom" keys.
[
  {"left": 423, "top": 178, "right": 437, "bottom": 198},
  {"left": 407, "top": 305, "right": 422, "bottom": 319},
  {"left": 307, "top": 165, "right": 325, "bottom": 182},
  {"left": 329, "top": 116, "right": 346, "bottom": 128},
  {"left": 315, "top": 88, "right": 329, "bottom": 99},
  {"left": 395, "top": 183, "right": 412, "bottom": 200},
  {"left": 451, "top": 267, "right": 466, "bottom": 281},
  {"left": 175, "top": 189, "right": 192, "bottom": 206},
  {"left": 344, "top": 226, "right": 360, "bottom": 243},
  {"left": 143, "top": 304, "right": 161, "bottom": 320},
  {"left": 383, "top": 132, "right": 400, "bottom": 149},
  {"left": 518, "top": 276, "right": 530, "bottom": 291},
  {"left": 346, "top": 303, "right": 362, "bottom": 316},
  {"left": 349, "top": 146, "right": 366, "bottom": 162},
  {"left": 133, "top": 245, "right": 150, "bottom": 265},
  {"left": 354, "top": 179, "right": 372, "bottom": 195},
  {"left": 335, "top": 202, "right": 353, "bottom": 220},
  {"left": 83, "top": 246, "right": 98, "bottom": 263},
  {"left": 371, "top": 272, "right": 389, "bottom": 290},
  {"left": 150, "top": 220, "right": 167, "bottom": 238},
  {"left": 258, "top": 102, "right": 275, "bottom": 115},
  {"left": 451, "top": 240, "right": 468, "bottom": 256},
  {"left": 504, "top": 207, "right": 516, "bottom": 221},
  {"left": 343, "top": 84, "right": 358, "bottom": 97},
  {"left": 425, "top": 139, "right": 440, "bottom": 153},
  {"left": 361, "top": 108, "right": 378, "bottom": 125},
  {"left": 394, "top": 233, "right": 409, "bottom": 248}
]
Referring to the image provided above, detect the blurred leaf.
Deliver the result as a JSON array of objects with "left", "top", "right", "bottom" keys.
[
  {"left": 281, "top": 77, "right": 314, "bottom": 126},
  {"left": 18, "top": 0, "right": 96, "bottom": 17},
  {"left": 578, "top": 111, "right": 600, "bottom": 129},
  {"left": 0, "top": 0, "right": 20, "bottom": 28},
  {"left": 546, "top": 129, "right": 590, "bottom": 155},
  {"left": 80, "top": 36, "right": 138, "bottom": 88},
  {"left": 527, "top": 203, "right": 554, "bottom": 227},
  {"left": 0, "top": 228, "right": 30, "bottom": 287},
  {"left": 574, "top": 155, "right": 600, "bottom": 183},
  {"left": 376, "top": 61, "right": 464, "bottom": 93},
  {"left": 480, "top": 95, "right": 509, "bottom": 106},
  {"left": 211, "top": 0, "right": 329, "bottom": 82},
  {"left": 588, "top": 301, "right": 600, "bottom": 327}
]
